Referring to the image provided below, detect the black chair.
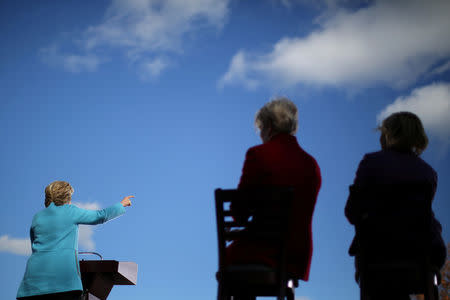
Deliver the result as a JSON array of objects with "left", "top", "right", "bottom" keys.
[
  {"left": 349, "top": 183, "right": 440, "bottom": 300},
  {"left": 215, "top": 187, "right": 297, "bottom": 300}
]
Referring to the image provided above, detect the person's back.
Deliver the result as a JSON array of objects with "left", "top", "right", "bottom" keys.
[
  {"left": 228, "top": 98, "right": 321, "bottom": 282},
  {"left": 345, "top": 111, "right": 446, "bottom": 299},
  {"left": 17, "top": 181, "right": 133, "bottom": 299},
  {"left": 238, "top": 133, "right": 320, "bottom": 277},
  {"left": 32, "top": 204, "right": 79, "bottom": 252},
  {"left": 347, "top": 149, "right": 446, "bottom": 268},
  {"left": 23, "top": 204, "right": 83, "bottom": 298},
  {"left": 353, "top": 149, "right": 437, "bottom": 188}
]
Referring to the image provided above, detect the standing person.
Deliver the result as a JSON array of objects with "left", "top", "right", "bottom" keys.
[
  {"left": 227, "top": 97, "right": 322, "bottom": 282},
  {"left": 17, "top": 181, "right": 134, "bottom": 300},
  {"left": 345, "top": 111, "right": 446, "bottom": 299}
]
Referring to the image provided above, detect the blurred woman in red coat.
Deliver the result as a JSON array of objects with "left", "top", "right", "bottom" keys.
[{"left": 226, "top": 97, "right": 322, "bottom": 282}]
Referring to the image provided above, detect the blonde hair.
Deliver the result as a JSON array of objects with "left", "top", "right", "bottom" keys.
[
  {"left": 255, "top": 97, "right": 298, "bottom": 135},
  {"left": 45, "top": 181, "right": 74, "bottom": 207},
  {"left": 378, "top": 111, "right": 428, "bottom": 155}
]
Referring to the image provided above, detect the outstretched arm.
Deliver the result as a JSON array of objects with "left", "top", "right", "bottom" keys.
[{"left": 73, "top": 196, "right": 134, "bottom": 225}]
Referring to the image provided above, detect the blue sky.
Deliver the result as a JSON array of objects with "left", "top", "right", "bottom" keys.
[{"left": 1, "top": 1, "right": 449, "bottom": 299}]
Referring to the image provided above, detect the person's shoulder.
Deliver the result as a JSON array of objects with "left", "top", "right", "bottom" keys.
[
  {"left": 248, "top": 143, "right": 264, "bottom": 151},
  {"left": 32, "top": 204, "right": 56, "bottom": 223},
  {"left": 415, "top": 155, "right": 437, "bottom": 178},
  {"left": 34, "top": 203, "right": 54, "bottom": 216},
  {"left": 294, "top": 139, "right": 319, "bottom": 165},
  {"left": 50, "top": 203, "right": 84, "bottom": 218},
  {"left": 353, "top": 151, "right": 384, "bottom": 175},
  {"left": 356, "top": 150, "right": 390, "bottom": 166},
  {"left": 247, "top": 138, "right": 287, "bottom": 158},
  {"left": 299, "top": 147, "right": 320, "bottom": 167},
  {"left": 362, "top": 150, "right": 384, "bottom": 160},
  {"left": 65, "top": 203, "right": 88, "bottom": 213},
  {"left": 246, "top": 143, "right": 265, "bottom": 156},
  {"left": 415, "top": 154, "right": 435, "bottom": 169},
  {"left": 32, "top": 209, "right": 45, "bottom": 223}
]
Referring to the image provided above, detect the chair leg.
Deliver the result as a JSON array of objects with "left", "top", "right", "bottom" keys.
[
  {"left": 359, "top": 271, "right": 371, "bottom": 300},
  {"left": 286, "top": 287, "right": 294, "bottom": 300},
  {"left": 424, "top": 271, "right": 435, "bottom": 300},
  {"left": 433, "top": 285, "right": 439, "bottom": 300},
  {"left": 359, "top": 282, "right": 369, "bottom": 300},
  {"left": 278, "top": 287, "right": 286, "bottom": 300},
  {"left": 217, "top": 282, "right": 227, "bottom": 300}
]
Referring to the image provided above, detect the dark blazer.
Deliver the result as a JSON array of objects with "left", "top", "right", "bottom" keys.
[
  {"left": 345, "top": 149, "right": 446, "bottom": 268},
  {"left": 227, "top": 133, "right": 321, "bottom": 281}
]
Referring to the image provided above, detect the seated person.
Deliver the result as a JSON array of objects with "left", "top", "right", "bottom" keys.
[
  {"left": 226, "top": 97, "right": 322, "bottom": 282},
  {"left": 17, "top": 181, "right": 134, "bottom": 300},
  {"left": 345, "top": 111, "right": 446, "bottom": 299}
]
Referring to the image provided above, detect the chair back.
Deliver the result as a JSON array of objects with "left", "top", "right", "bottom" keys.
[{"left": 215, "top": 187, "right": 294, "bottom": 271}]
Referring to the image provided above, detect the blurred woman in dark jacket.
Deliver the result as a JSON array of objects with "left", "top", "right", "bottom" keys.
[{"left": 345, "top": 112, "right": 446, "bottom": 298}]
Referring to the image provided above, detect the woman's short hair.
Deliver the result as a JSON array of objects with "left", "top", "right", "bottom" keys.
[
  {"left": 255, "top": 97, "right": 298, "bottom": 135},
  {"left": 45, "top": 181, "right": 74, "bottom": 207},
  {"left": 378, "top": 111, "right": 428, "bottom": 155}
]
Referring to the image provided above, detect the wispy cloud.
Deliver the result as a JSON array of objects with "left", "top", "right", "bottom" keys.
[
  {"left": 377, "top": 82, "right": 450, "bottom": 146},
  {"left": 220, "top": 0, "right": 450, "bottom": 90},
  {"left": 85, "top": 0, "right": 229, "bottom": 54},
  {"left": 74, "top": 202, "right": 101, "bottom": 211},
  {"left": 295, "top": 296, "right": 311, "bottom": 300},
  {"left": 274, "top": 0, "right": 369, "bottom": 10},
  {"left": 0, "top": 235, "right": 31, "bottom": 256},
  {"left": 139, "top": 57, "right": 169, "bottom": 80},
  {"left": 218, "top": 51, "right": 260, "bottom": 90},
  {"left": 42, "top": 0, "right": 230, "bottom": 78},
  {"left": 40, "top": 46, "right": 101, "bottom": 73}
]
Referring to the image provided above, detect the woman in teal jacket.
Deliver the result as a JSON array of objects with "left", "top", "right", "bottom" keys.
[{"left": 17, "top": 181, "right": 134, "bottom": 300}]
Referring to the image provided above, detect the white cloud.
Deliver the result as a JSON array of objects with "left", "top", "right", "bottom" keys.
[
  {"left": 43, "top": 0, "right": 230, "bottom": 77},
  {"left": 295, "top": 297, "right": 311, "bottom": 300},
  {"left": 41, "top": 46, "right": 101, "bottom": 73},
  {"left": 73, "top": 202, "right": 101, "bottom": 251},
  {"left": 274, "top": 0, "right": 368, "bottom": 10},
  {"left": 62, "top": 55, "right": 101, "bottom": 73},
  {"left": 74, "top": 202, "right": 101, "bottom": 211},
  {"left": 140, "top": 57, "right": 169, "bottom": 79},
  {"left": 85, "top": 0, "right": 229, "bottom": 54},
  {"left": 218, "top": 51, "right": 260, "bottom": 90},
  {"left": 220, "top": 0, "right": 450, "bottom": 89},
  {"left": 0, "top": 235, "right": 31, "bottom": 256},
  {"left": 78, "top": 225, "right": 95, "bottom": 251},
  {"left": 377, "top": 82, "right": 450, "bottom": 144}
]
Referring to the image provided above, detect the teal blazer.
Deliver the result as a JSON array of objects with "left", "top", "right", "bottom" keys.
[{"left": 17, "top": 202, "right": 126, "bottom": 298}]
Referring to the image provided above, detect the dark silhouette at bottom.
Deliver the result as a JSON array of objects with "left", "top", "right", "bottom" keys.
[{"left": 215, "top": 188, "right": 297, "bottom": 300}]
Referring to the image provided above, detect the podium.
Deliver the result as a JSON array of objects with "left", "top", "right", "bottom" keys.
[{"left": 80, "top": 260, "right": 138, "bottom": 300}]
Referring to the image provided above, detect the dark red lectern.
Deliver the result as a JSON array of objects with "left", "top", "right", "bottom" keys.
[{"left": 80, "top": 260, "right": 138, "bottom": 300}]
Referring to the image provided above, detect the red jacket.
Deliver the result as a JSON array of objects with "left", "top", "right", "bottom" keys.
[{"left": 227, "top": 133, "right": 321, "bottom": 281}]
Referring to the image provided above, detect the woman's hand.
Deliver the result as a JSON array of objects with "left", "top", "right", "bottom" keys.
[{"left": 121, "top": 195, "right": 134, "bottom": 207}]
